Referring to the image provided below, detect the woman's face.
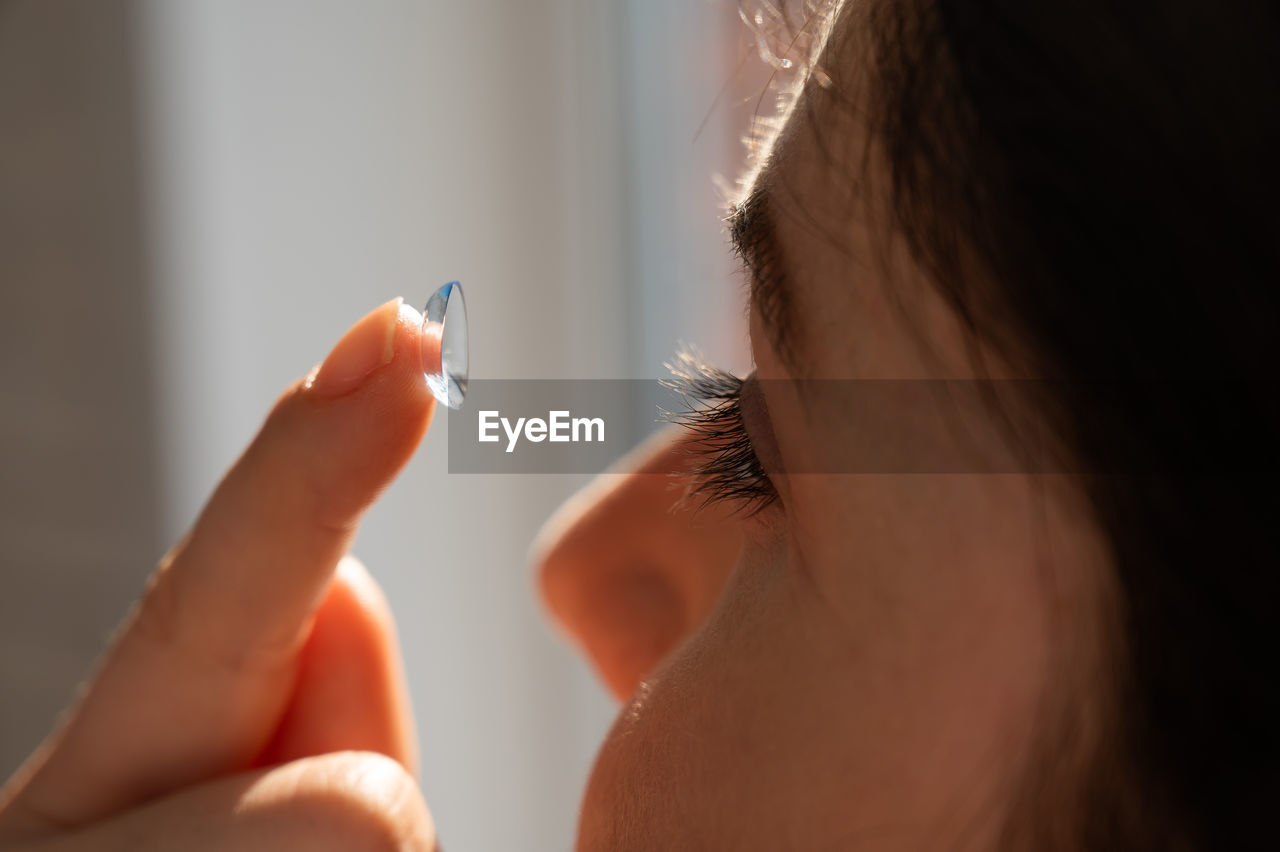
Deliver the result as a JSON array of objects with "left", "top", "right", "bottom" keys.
[{"left": 536, "top": 12, "right": 1115, "bottom": 851}]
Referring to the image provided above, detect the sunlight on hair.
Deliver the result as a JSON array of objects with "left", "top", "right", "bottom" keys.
[{"left": 715, "top": 1, "right": 842, "bottom": 208}]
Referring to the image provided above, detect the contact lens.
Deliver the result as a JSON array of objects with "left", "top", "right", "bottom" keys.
[{"left": 421, "top": 281, "right": 468, "bottom": 408}]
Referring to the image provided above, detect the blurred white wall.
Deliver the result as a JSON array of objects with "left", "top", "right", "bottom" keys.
[{"left": 133, "top": 1, "right": 747, "bottom": 849}]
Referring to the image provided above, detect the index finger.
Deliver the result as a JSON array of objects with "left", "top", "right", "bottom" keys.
[{"left": 1, "top": 297, "right": 433, "bottom": 833}]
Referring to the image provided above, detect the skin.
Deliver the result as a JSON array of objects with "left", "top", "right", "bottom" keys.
[
  {"left": 538, "top": 11, "right": 1117, "bottom": 851},
  {"left": 0, "top": 298, "right": 439, "bottom": 850},
  {"left": 0, "top": 7, "right": 1116, "bottom": 851}
]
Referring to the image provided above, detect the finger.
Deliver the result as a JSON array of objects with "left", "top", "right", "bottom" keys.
[
  {"left": 29, "top": 751, "right": 437, "bottom": 852},
  {"left": 256, "top": 555, "right": 419, "bottom": 776},
  {"left": 532, "top": 427, "right": 744, "bottom": 700},
  {"left": 4, "top": 298, "right": 434, "bottom": 828}
]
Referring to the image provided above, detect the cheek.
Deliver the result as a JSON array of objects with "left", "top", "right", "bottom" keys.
[
  {"left": 577, "top": 472, "right": 1093, "bottom": 851},
  {"left": 787, "top": 472, "right": 1104, "bottom": 827},
  {"left": 576, "top": 536, "right": 878, "bottom": 850}
]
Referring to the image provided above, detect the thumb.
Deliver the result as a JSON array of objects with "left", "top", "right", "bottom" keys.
[
  {"left": 256, "top": 555, "right": 419, "bottom": 776},
  {"left": 1, "top": 297, "right": 433, "bottom": 835}
]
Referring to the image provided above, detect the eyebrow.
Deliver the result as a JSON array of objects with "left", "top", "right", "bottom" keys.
[{"left": 727, "top": 182, "right": 804, "bottom": 370}]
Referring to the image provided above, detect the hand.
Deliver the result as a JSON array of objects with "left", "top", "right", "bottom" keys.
[{"left": 0, "top": 298, "right": 438, "bottom": 851}]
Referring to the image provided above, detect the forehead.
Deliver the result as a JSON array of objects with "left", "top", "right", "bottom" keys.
[
  {"left": 741, "top": 28, "right": 879, "bottom": 374},
  {"left": 743, "top": 14, "right": 991, "bottom": 382},
  {"left": 742, "top": 2, "right": 866, "bottom": 200},
  {"left": 755, "top": 1, "right": 874, "bottom": 212}
]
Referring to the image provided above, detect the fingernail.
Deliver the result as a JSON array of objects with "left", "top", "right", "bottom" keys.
[{"left": 307, "top": 297, "right": 403, "bottom": 399}]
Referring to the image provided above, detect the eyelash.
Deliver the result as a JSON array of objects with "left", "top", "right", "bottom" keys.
[{"left": 662, "top": 348, "right": 779, "bottom": 515}]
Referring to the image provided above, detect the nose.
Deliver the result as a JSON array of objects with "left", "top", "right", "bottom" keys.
[{"left": 530, "top": 427, "right": 745, "bottom": 700}]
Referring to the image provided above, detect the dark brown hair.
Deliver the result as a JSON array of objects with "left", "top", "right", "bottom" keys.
[{"left": 827, "top": 0, "right": 1280, "bottom": 848}]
